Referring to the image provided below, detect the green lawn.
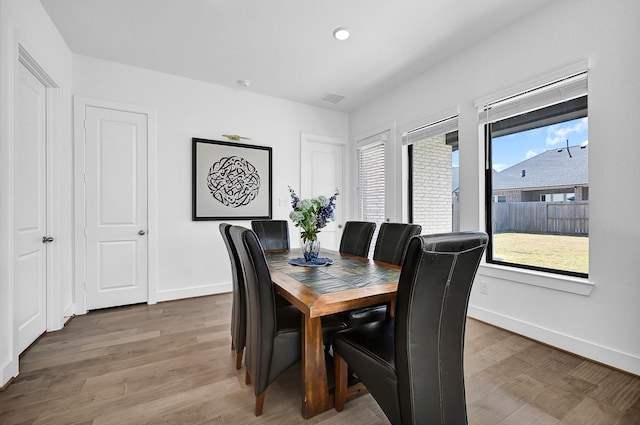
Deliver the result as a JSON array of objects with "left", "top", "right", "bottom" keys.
[{"left": 492, "top": 232, "right": 588, "bottom": 274}]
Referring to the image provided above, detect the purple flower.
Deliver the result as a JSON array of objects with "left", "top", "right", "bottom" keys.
[{"left": 288, "top": 187, "right": 339, "bottom": 241}]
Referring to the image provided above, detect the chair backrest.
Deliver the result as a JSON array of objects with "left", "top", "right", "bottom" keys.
[
  {"left": 251, "top": 220, "right": 290, "bottom": 251},
  {"left": 394, "top": 231, "right": 488, "bottom": 425},
  {"left": 219, "top": 223, "right": 246, "bottom": 352},
  {"left": 372, "top": 222, "right": 422, "bottom": 266},
  {"left": 229, "top": 225, "right": 278, "bottom": 394},
  {"left": 339, "top": 221, "right": 376, "bottom": 258}
]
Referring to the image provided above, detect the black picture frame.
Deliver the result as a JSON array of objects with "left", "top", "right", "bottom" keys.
[{"left": 192, "top": 138, "right": 272, "bottom": 221}]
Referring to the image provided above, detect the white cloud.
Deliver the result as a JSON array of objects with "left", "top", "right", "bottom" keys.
[
  {"left": 545, "top": 117, "right": 588, "bottom": 146},
  {"left": 525, "top": 150, "right": 538, "bottom": 159},
  {"left": 493, "top": 163, "right": 508, "bottom": 172}
]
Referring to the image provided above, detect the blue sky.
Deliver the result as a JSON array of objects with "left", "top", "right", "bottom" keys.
[{"left": 451, "top": 117, "right": 588, "bottom": 170}]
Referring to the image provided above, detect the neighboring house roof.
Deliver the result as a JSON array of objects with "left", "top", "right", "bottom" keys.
[{"left": 493, "top": 145, "right": 588, "bottom": 190}]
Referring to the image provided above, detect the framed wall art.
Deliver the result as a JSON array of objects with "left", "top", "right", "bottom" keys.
[{"left": 192, "top": 138, "right": 272, "bottom": 220}]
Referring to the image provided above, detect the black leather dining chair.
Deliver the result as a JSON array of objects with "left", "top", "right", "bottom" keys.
[
  {"left": 332, "top": 232, "right": 488, "bottom": 425},
  {"left": 344, "top": 222, "right": 422, "bottom": 327},
  {"left": 230, "top": 225, "right": 346, "bottom": 416},
  {"left": 219, "top": 223, "right": 247, "bottom": 370},
  {"left": 373, "top": 222, "right": 422, "bottom": 265},
  {"left": 251, "top": 220, "right": 290, "bottom": 252},
  {"left": 339, "top": 221, "right": 376, "bottom": 258}
]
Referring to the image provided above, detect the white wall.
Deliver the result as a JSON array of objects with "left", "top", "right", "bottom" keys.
[
  {"left": 72, "top": 55, "right": 349, "bottom": 302},
  {"left": 350, "top": 0, "right": 640, "bottom": 374},
  {"left": 0, "top": 0, "right": 74, "bottom": 386}
]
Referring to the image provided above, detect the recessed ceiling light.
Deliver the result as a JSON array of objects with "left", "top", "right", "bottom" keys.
[{"left": 333, "top": 27, "right": 350, "bottom": 41}]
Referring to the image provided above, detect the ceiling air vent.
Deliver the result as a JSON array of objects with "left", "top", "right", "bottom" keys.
[{"left": 322, "top": 92, "right": 346, "bottom": 104}]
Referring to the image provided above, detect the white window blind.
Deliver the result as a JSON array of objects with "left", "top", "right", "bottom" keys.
[
  {"left": 358, "top": 142, "right": 385, "bottom": 225},
  {"left": 401, "top": 114, "right": 459, "bottom": 146},
  {"left": 478, "top": 70, "right": 588, "bottom": 124}
]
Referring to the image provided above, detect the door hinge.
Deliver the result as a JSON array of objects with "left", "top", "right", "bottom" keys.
[{"left": 84, "top": 228, "right": 87, "bottom": 237}]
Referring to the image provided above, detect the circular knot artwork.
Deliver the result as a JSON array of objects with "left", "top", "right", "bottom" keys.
[{"left": 207, "top": 156, "right": 261, "bottom": 208}]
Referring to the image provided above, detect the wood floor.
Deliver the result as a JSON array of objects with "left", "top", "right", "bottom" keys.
[{"left": 1, "top": 294, "right": 638, "bottom": 425}]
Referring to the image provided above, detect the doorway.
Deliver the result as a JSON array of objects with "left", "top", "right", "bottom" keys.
[
  {"left": 300, "top": 133, "right": 345, "bottom": 251},
  {"left": 13, "top": 59, "right": 49, "bottom": 354},
  {"left": 74, "top": 98, "right": 157, "bottom": 312}
]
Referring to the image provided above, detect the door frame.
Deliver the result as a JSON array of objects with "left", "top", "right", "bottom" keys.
[
  {"left": 300, "top": 133, "right": 348, "bottom": 249},
  {"left": 17, "top": 45, "right": 61, "bottom": 331},
  {"left": 0, "top": 38, "right": 61, "bottom": 384},
  {"left": 73, "top": 96, "right": 158, "bottom": 314}
]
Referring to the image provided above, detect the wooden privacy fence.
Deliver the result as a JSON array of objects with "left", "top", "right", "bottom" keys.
[{"left": 493, "top": 201, "right": 588, "bottom": 235}]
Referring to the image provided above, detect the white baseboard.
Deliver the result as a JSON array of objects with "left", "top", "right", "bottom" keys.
[
  {"left": 1, "top": 357, "right": 18, "bottom": 388},
  {"left": 155, "top": 282, "right": 231, "bottom": 303},
  {"left": 467, "top": 305, "right": 640, "bottom": 376},
  {"left": 63, "top": 301, "right": 74, "bottom": 322}
]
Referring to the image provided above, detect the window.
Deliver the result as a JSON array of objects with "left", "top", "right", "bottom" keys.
[
  {"left": 404, "top": 114, "right": 459, "bottom": 233},
  {"left": 482, "top": 71, "right": 588, "bottom": 277},
  {"left": 358, "top": 141, "right": 386, "bottom": 254},
  {"left": 541, "top": 193, "right": 574, "bottom": 202}
]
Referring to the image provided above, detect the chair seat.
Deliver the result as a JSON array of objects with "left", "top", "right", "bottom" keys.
[
  {"left": 321, "top": 315, "right": 348, "bottom": 346},
  {"left": 276, "top": 302, "right": 346, "bottom": 346},
  {"left": 343, "top": 304, "right": 387, "bottom": 327},
  {"left": 332, "top": 319, "right": 400, "bottom": 423},
  {"left": 271, "top": 304, "right": 346, "bottom": 380}
]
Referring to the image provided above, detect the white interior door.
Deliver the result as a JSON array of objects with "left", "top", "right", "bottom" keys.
[
  {"left": 85, "top": 106, "right": 148, "bottom": 310},
  {"left": 14, "top": 62, "right": 48, "bottom": 353},
  {"left": 301, "top": 134, "right": 344, "bottom": 251}
]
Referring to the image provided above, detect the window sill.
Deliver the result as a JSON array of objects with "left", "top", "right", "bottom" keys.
[{"left": 477, "top": 263, "right": 594, "bottom": 296}]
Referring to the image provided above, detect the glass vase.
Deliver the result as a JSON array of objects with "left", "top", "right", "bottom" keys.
[{"left": 302, "top": 238, "right": 321, "bottom": 262}]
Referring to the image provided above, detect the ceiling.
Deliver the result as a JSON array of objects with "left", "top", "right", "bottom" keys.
[{"left": 39, "top": 0, "right": 554, "bottom": 112}]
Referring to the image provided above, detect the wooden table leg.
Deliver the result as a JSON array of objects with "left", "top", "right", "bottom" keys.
[{"left": 300, "top": 315, "right": 332, "bottom": 418}]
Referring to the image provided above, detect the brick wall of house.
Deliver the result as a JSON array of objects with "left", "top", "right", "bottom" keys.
[{"left": 411, "top": 135, "right": 452, "bottom": 234}]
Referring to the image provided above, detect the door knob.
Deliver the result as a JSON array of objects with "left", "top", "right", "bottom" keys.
[
  {"left": 42, "top": 236, "right": 54, "bottom": 243},
  {"left": 338, "top": 224, "right": 343, "bottom": 229},
  {"left": 138, "top": 230, "right": 146, "bottom": 235}
]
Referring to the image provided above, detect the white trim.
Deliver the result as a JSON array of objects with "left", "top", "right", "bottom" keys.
[
  {"left": 300, "top": 132, "right": 346, "bottom": 146},
  {"left": 17, "top": 44, "right": 63, "bottom": 331},
  {"left": 73, "top": 96, "right": 158, "bottom": 314},
  {"left": 356, "top": 130, "right": 388, "bottom": 149},
  {"left": 354, "top": 121, "right": 395, "bottom": 148},
  {"left": 398, "top": 106, "right": 459, "bottom": 138},
  {"left": 477, "top": 264, "right": 593, "bottom": 296},
  {"left": 0, "top": 22, "right": 17, "bottom": 387},
  {"left": 474, "top": 59, "right": 590, "bottom": 109},
  {"left": 18, "top": 45, "right": 57, "bottom": 88},
  {"left": 16, "top": 43, "right": 65, "bottom": 332},
  {"left": 467, "top": 306, "right": 640, "bottom": 376},
  {"left": 44, "top": 83, "right": 61, "bottom": 331},
  {"left": 72, "top": 99, "right": 86, "bottom": 314},
  {"left": 156, "top": 282, "right": 231, "bottom": 303}
]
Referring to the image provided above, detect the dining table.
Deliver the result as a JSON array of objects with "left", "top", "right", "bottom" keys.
[{"left": 264, "top": 248, "right": 401, "bottom": 419}]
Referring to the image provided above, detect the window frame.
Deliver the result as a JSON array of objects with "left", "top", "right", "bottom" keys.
[
  {"left": 484, "top": 95, "right": 588, "bottom": 279},
  {"left": 407, "top": 130, "right": 459, "bottom": 226},
  {"left": 402, "top": 112, "right": 459, "bottom": 229}
]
